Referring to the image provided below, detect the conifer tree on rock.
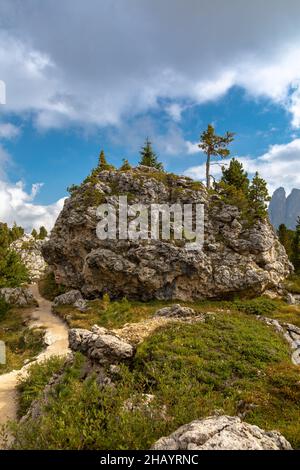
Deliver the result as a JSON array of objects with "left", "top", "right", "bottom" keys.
[
  {"left": 38, "top": 226, "right": 48, "bottom": 240},
  {"left": 31, "top": 228, "right": 38, "bottom": 239},
  {"left": 248, "top": 172, "right": 271, "bottom": 218},
  {"left": 98, "top": 150, "right": 111, "bottom": 170},
  {"left": 139, "top": 138, "right": 164, "bottom": 171},
  {"left": 120, "top": 158, "right": 131, "bottom": 171},
  {"left": 199, "top": 124, "right": 234, "bottom": 189},
  {"left": 220, "top": 158, "right": 249, "bottom": 193}
]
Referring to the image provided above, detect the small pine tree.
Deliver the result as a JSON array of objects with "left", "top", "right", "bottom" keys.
[
  {"left": 97, "top": 150, "right": 115, "bottom": 172},
  {"left": 31, "top": 228, "right": 38, "bottom": 239},
  {"left": 220, "top": 158, "right": 249, "bottom": 194},
  {"left": 292, "top": 217, "right": 300, "bottom": 272},
  {"left": 139, "top": 138, "right": 164, "bottom": 171},
  {"left": 38, "top": 226, "right": 48, "bottom": 240},
  {"left": 248, "top": 172, "right": 271, "bottom": 218},
  {"left": 10, "top": 222, "right": 24, "bottom": 242},
  {"left": 120, "top": 158, "right": 131, "bottom": 171},
  {"left": 0, "top": 250, "right": 29, "bottom": 287},
  {"left": 98, "top": 150, "right": 108, "bottom": 169},
  {"left": 0, "top": 222, "right": 28, "bottom": 287}
]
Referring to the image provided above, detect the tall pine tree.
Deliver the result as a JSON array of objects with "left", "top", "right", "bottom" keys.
[
  {"left": 220, "top": 158, "right": 249, "bottom": 193},
  {"left": 248, "top": 172, "right": 271, "bottom": 218},
  {"left": 278, "top": 223, "right": 294, "bottom": 259},
  {"left": 198, "top": 124, "right": 234, "bottom": 189},
  {"left": 292, "top": 217, "right": 300, "bottom": 272},
  {"left": 139, "top": 138, "right": 164, "bottom": 171}
]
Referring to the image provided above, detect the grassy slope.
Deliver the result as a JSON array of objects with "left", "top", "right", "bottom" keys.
[
  {"left": 11, "top": 310, "right": 300, "bottom": 450},
  {"left": 0, "top": 303, "right": 45, "bottom": 374}
]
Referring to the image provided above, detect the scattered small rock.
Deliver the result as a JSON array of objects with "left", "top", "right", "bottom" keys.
[{"left": 154, "top": 304, "right": 197, "bottom": 318}]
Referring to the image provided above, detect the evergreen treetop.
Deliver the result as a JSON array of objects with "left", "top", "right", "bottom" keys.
[
  {"left": 139, "top": 138, "right": 164, "bottom": 171},
  {"left": 220, "top": 158, "right": 249, "bottom": 193},
  {"left": 248, "top": 171, "right": 271, "bottom": 219}
]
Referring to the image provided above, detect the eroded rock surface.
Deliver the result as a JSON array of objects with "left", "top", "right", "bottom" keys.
[
  {"left": 68, "top": 325, "right": 134, "bottom": 364},
  {"left": 258, "top": 316, "right": 300, "bottom": 365},
  {"left": 154, "top": 304, "right": 196, "bottom": 318},
  {"left": 10, "top": 234, "right": 47, "bottom": 281},
  {"left": 0, "top": 287, "right": 37, "bottom": 307},
  {"left": 53, "top": 290, "right": 87, "bottom": 311},
  {"left": 151, "top": 415, "right": 292, "bottom": 450},
  {"left": 43, "top": 166, "right": 292, "bottom": 301}
]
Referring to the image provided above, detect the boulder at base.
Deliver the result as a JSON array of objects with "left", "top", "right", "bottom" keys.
[
  {"left": 42, "top": 166, "right": 292, "bottom": 301},
  {"left": 151, "top": 415, "right": 292, "bottom": 450},
  {"left": 0, "top": 287, "right": 37, "bottom": 307}
]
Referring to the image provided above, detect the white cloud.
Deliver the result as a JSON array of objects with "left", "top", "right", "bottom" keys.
[
  {"left": 0, "top": 178, "right": 65, "bottom": 232},
  {"left": 165, "top": 103, "right": 183, "bottom": 122},
  {"left": 1, "top": 1, "right": 300, "bottom": 128},
  {"left": 0, "top": 122, "right": 20, "bottom": 139},
  {"left": 185, "top": 141, "right": 199, "bottom": 154},
  {"left": 184, "top": 138, "right": 300, "bottom": 195}
]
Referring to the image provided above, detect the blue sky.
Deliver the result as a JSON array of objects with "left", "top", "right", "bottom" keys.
[{"left": 1, "top": 0, "right": 300, "bottom": 230}]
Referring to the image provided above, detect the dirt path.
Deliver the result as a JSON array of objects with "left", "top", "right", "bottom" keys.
[{"left": 0, "top": 285, "right": 69, "bottom": 447}]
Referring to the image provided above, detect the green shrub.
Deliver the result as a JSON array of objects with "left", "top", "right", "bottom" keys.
[
  {"left": 10, "top": 313, "right": 300, "bottom": 449},
  {"left": 38, "top": 271, "right": 66, "bottom": 301},
  {"left": 0, "top": 298, "right": 10, "bottom": 319},
  {"left": 233, "top": 298, "right": 277, "bottom": 316},
  {"left": 17, "top": 356, "right": 65, "bottom": 418}
]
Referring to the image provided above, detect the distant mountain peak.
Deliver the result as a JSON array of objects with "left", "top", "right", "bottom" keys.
[{"left": 269, "top": 187, "right": 300, "bottom": 229}]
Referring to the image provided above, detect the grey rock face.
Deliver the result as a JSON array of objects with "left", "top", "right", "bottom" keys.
[
  {"left": 151, "top": 415, "right": 292, "bottom": 450},
  {"left": 268, "top": 187, "right": 286, "bottom": 230},
  {"left": 10, "top": 234, "right": 47, "bottom": 281},
  {"left": 0, "top": 287, "right": 37, "bottom": 307},
  {"left": 53, "top": 290, "right": 85, "bottom": 308},
  {"left": 154, "top": 304, "right": 196, "bottom": 317},
  {"left": 286, "top": 188, "right": 300, "bottom": 229},
  {"left": 269, "top": 187, "right": 300, "bottom": 229},
  {"left": 43, "top": 167, "right": 292, "bottom": 301},
  {"left": 258, "top": 316, "right": 300, "bottom": 365},
  {"left": 68, "top": 326, "right": 134, "bottom": 364}
]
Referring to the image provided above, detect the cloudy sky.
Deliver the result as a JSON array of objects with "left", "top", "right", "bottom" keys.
[{"left": 1, "top": 0, "right": 300, "bottom": 230}]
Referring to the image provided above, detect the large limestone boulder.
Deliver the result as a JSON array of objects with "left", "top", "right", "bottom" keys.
[
  {"left": 151, "top": 415, "right": 292, "bottom": 450},
  {"left": 68, "top": 325, "right": 134, "bottom": 364},
  {"left": 10, "top": 234, "right": 47, "bottom": 281},
  {"left": 0, "top": 287, "right": 37, "bottom": 307},
  {"left": 42, "top": 167, "right": 292, "bottom": 301}
]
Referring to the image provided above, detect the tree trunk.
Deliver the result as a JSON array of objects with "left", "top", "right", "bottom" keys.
[{"left": 206, "top": 152, "right": 211, "bottom": 189}]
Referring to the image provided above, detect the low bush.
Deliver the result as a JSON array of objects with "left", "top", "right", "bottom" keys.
[{"left": 38, "top": 271, "right": 66, "bottom": 301}]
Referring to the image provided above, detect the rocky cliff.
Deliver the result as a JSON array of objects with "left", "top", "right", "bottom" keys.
[
  {"left": 10, "top": 234, "right": 47, "bottom": 281},
  {"left": 269, "top": 187, "right": 300, "bottom": 229},
  {"left": 43, "top": 166, "right": 292, "bottom": 301}
]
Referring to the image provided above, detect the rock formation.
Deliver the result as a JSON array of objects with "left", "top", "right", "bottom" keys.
[
  {"left": 53, "top": 290, "right": 87, "bottom": 311},
  {"left": 43, "top": 166, "right": 292, "bottom": 301},
  {"left": 269, "top": 187, "right": 300, "bottom": 229},
  {"left": 10, "top": 234, "right": 47, "bottom": 281},
  {"left": 268, "top": 187, "right": 287, "bottom": 229},
  {"left": 69, "top": 325, "right": 134, "bottom": 365},
  {"left": 0, "top": 287, "right": 37, "bottom": 307},
  {"left": 151, "top": 415, "right": 292, "bottom": 450}
]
